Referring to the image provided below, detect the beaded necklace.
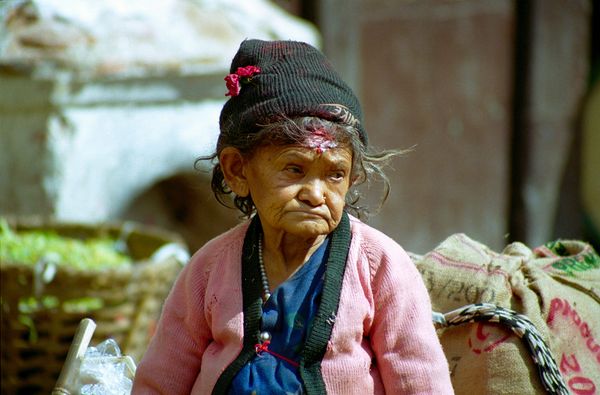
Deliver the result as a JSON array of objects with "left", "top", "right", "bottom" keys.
[
  {"left": 256, "top": 236, "right": 272, "bottom": 344},
  {"left": 257, "top": 237, "right": 271, "bottom": 302}
]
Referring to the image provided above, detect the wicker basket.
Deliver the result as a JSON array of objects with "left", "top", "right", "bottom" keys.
[{"left": 1, "top": 219, "right": 188, "bottom": 395}]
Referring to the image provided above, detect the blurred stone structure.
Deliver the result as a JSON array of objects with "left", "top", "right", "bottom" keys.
[
  {"left": 0, "top": 0, "right": 592, "bottom": 253},
  {"left": 0, "top": 0, "right": 319, "bottom": 250}
]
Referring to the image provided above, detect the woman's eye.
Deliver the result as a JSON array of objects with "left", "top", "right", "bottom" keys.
[
  {"left": 330, "top": 171, "right": 346, "bottom": 181},
  {"left": 285, "top": 165, "right": 303, "bottom": 174}
]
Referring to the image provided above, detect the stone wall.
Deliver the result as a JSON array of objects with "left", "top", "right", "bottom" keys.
[{"left": 0, "top": 0, "right": 319, "bottom": 250}]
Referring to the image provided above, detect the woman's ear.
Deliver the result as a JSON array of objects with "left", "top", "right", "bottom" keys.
[{"left": 219, "top": 147, "right": 250, "bottom": 197}]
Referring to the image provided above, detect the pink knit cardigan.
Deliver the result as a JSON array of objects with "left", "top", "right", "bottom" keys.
[{"left": 133, "top": 215, "right": 454, "bottom": 394}]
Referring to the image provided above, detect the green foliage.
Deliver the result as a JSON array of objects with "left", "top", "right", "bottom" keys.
[
  {"left": 0, "top": 219, "right": 132, "bottom": 270},
  {"left": 1, "top": 220, "right": 134, "bottom": 342}
]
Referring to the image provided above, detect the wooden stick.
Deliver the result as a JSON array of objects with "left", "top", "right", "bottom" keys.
[{"left": 51, "top": 318, "right": 97, "bottom": 395}]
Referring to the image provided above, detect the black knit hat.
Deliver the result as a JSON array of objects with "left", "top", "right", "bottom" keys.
[{"left": 219, "top": 39, "right": 367, "bottom": 145}]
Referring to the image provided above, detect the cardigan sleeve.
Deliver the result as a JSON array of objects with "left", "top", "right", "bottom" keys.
[
  {"left": 368, "top": 241, "right": 455, "bottom": 394},
  {"left": 132, "top": 252, "right": 212, "bottom": 394}
]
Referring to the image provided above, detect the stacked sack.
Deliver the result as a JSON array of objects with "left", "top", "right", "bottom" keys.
[{"left": 414, "top": 234, "right": 599, "bottom": 395}]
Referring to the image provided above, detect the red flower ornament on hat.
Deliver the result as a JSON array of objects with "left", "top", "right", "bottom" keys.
[{"left": 225, "top": 65, "right": 261, "bottom": 97}]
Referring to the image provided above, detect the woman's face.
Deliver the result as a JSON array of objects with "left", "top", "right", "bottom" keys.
[{"left": 243, "top": 144, "right": 353, "bottom": 240}]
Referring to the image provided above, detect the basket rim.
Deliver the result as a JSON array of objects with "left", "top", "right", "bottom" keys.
[{"left": 2, "top": 216, "right": 185, "bottom": 241}]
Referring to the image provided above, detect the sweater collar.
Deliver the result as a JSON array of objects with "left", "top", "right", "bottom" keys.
[{"left": 212, "top": 212, "right": 352, "bottom": 394}]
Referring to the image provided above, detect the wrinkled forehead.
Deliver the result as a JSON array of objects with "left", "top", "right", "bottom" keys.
[{"left": 254, "top": 142, "right": 354, "bottom": 166}]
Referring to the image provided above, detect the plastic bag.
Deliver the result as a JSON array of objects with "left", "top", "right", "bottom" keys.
[{"left": 77, "top": 339, "right": 137, "bottom": 395}]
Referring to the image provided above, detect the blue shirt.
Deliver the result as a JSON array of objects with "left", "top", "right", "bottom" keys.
[{"left": 229, "top": 237, "right": 329, "bottom": 395}]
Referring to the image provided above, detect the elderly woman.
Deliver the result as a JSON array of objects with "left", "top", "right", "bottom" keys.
[{"left": 132, "top": 39, "right": 454, "bottom": 394}]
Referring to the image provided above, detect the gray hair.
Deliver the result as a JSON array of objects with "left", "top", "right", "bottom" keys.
[{"left": 196, "top": 117, "right": 406, "bottom": 218}]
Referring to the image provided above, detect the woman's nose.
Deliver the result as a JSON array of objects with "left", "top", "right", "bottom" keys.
[{"left": 298, "top": 178, "right": 326, "bottom": 206}]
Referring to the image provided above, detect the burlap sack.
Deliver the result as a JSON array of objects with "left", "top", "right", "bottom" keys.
[
  {"left": 414, "top": 234, "right": 599, "bottom": 395},
  {"left": 523, "top": 240, "right": 600, "bottom": 394}
]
